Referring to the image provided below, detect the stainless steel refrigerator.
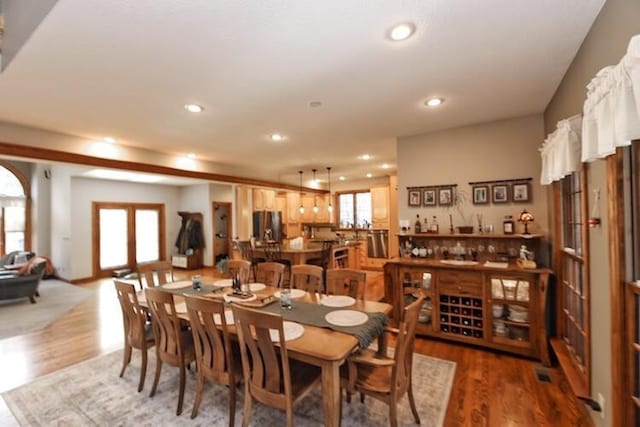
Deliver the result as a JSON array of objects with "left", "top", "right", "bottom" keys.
[{"left": 252, "top": 210, "right": 283, "bottom": 241}]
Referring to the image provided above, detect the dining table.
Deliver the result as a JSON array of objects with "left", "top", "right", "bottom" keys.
[{"left": 137, "top": 279, "right": 392, "bottom": 427}]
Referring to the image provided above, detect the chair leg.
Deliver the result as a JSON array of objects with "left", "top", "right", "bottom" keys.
[
  {"left": 229, "top": 382, "right": 237, "bottom": 427},
  {"left": 150, "top": 358, "right": 162, "bottom": 397},
  {"left": 138, "top": 348, "right": 148, "bottom": 392},
  {"left": 120, "top": 344, "right": 132, "bottom": 378},
  {"left": 389, "top": 400, "right": 398, "bottom": 427},
  {"left": 29, "top": 295, "right": 36, "bottom": 303},
  {"left": 407, "top": 381, "right": 421, "bottom": 423},
  {"left": 191, "top": 373, "right": 205, "bottom": 419},
  {"left": 241, "top": 384, "right": 252, "bottom": 427},
  {"left": 177, "top": 365, "right": 187, "bottom": 415}
]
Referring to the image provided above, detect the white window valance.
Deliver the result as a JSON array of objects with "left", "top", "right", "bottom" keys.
[
  {"left": 581, "top": 34, "right": 640, "bottom": 162},
  {"left": 540, "top": 115, "right": 582, "bottom": 185}
]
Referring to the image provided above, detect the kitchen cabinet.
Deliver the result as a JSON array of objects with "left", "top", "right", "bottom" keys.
[
  {"left": 370, "top": 185, "right": 390, "bottom": 229},
  {"left": 286, "top": 192, "right": 300, "bottom": 223},
  {"left": 384, "top": 259, "right": 551, "bottom": 364},
  {"left": 301, "top": 194, "right": 331, "bottom": 223},
  {"left": 348, "top": 243, "right": 361, "bottom": 269},
  {"left": 252, "top": 189, "right": 276, "bottom": 211}
]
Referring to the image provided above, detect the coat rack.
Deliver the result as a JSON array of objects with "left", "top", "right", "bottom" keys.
[{"left": 172, "top": 211, "right": 204, "bottom": 269}]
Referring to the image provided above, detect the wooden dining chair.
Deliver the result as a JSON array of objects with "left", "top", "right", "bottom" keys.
[
  {"left": 136, "top": 260, "right": 174, "bottom": 290},
  {"left": 235, "top": 240, "right": 265, "bottom": 281},
  {"left": 325, "top": 268, "right": 367, "bottom": 299},
  {"left": 184, "top": 295, "right": 239, "bottom": 423},
  {"left": 113, "top": 279, "right": 155, "bottom": 392},
  {"left": 145, "top": 287, "right": 196, "bottom": 416},
  {"left": 343, "top": 295, "right": 425, "bottom": 427},
  {"left": 290, "top": 264, "right": 324, "bottom": 300},
  {"left": 231, "top": 304, "right": 321, "bottom": 427},
  {"left": 255, "top": 261, "right": 286, "bottom": 288},
  {"left": 307, "top": 240, "right": 333, "bottom": 283},
  {"left": 227, "top": 259, "right": 252, "bottom": 284}
]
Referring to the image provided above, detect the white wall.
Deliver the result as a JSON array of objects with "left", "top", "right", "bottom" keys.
[
  {"left": 397, "top": 115, "right": 548, "bottom": 238},
  {"left": 70, "top": 177, "right": 182, "bottom": 280},
  {"left": 50, "top": 165, "right": 73, "bottom": 279},
  {"left": 30, "top": 163, "right": 51, "bottom": 256}
]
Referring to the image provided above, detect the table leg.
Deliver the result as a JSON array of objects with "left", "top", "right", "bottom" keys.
[{"left": 321, "top": 360, "right": 341, "bottom": 427}]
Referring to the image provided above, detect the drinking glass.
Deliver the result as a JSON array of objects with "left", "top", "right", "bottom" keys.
[{"left": 280, "top": 288, "right": 292, "bottom": 310}]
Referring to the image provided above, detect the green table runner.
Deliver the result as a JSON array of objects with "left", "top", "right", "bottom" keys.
[{"left": 261, "top": 300, "right": 388, "bottom": 349}]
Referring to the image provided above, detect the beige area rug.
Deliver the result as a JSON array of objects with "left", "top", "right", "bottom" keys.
[
  {"left": 0, "top": 279, "right": 94, "bottom": 339},
  {"left": 2, "top": 349, "right": 455, "bottom": 427}
]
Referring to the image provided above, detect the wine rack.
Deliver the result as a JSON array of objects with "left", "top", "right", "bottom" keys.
[{"left": 439, "top": 294, "right": 483, "bottom": 339}]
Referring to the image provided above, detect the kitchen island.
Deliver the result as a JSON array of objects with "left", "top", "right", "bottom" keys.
[{"left": 253, "top": 240, "right": 363, "bottom": 268}]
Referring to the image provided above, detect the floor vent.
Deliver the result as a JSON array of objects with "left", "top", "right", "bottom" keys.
[{"left": 535, "top": 366, "right": 552, "bottom": 383}]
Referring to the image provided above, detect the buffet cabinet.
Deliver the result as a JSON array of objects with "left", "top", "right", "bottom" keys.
[{"left": 384, "top": 259, "right": 551, "bottom": 364}]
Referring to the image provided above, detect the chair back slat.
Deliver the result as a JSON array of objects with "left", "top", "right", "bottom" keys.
[
  {"left": 393, "top": 295, "right": 424, "bottom": 396},
  {"left": 114, "top": 280, "right": 148, "bottom": 348},
  {"left": 137, "top": 260, "right": 174, "bottom": 289},
  {"left": 145, "top": 288, "right": 184, "bottom": 365},
  {"left": 227, "top": 259, "right": 251, "bottom": 284}
]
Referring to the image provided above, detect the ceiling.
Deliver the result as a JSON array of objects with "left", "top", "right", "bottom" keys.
[{"left": 0, "top": 0, "right": 604, "bottom": 187}]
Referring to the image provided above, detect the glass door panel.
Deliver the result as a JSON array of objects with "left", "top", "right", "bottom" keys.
[
  {"left": 135, "top": 209, "right": 159, "bottom": 263},
  {"left": 99, "top": 208, "right": 128, "bottom": 269}
]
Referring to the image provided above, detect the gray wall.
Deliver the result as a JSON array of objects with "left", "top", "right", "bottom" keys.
[{"left": 543, "top": 0, "right": 640, "bottom": 425}]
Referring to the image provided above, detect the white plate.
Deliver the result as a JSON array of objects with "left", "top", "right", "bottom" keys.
[
  {"left": 274, "top": 289, "right": 306, "bottom": 299},
  {"left": 223, "top": 293, "right": 258, "bottom": 303},
  {"left": 325, "top": 310, "right": 368, "bottom": 327},
  {"left": 214, "top": 279, "right": 233, "bottom": 287},
  {"left": 213, "top": 310, "right": 235, "bottom": 325},
  {"left": 269, "top": 321, "right": 304, "bottom": 342},
  {"left": 162, "top": 281, "right": 192, "bottom": 290},
  {"left": 320, "top": 295, "right": 356, "bottom": 308},
  {"left": 249, "top": 283, "right": 266, "bottom": 292}
]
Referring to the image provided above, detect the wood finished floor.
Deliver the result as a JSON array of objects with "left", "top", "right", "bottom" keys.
[{"left": 0, "top": 268, "right": 592, "bottom": 426}]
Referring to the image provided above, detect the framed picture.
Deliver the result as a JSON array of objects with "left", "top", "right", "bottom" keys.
[
  {"left": 492, "top": 184, "right": 509, "bottom": 203},
  {"left": 512, "top": 182, "right": 531, "bottom": 203},
  {"left": 423, "top": 189, "right": 436, "bottom": 206},
  {"left": 472, "top": 185, "right": 489, "bottom": 205},
  {"left": 438, "top": 187, "right": 453, "bottom": 206},
  {"left": 408, "top": 189, "right": 421, "bottom": 207}
]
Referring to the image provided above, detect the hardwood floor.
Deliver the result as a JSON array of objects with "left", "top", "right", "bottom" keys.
[{"left": 0, "top": 268, "right": 592, "bottom": 426}]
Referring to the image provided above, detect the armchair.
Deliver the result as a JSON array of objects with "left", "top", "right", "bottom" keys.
[{"left": 0, "top": 260, "right": 46, "bottom": 303}]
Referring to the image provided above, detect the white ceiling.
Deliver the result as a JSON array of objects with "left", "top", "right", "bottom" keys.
[{"left": 0, "top": 0, "right": 604, "bottom": 186}]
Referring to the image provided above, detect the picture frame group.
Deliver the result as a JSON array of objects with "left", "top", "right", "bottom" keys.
[
  {"left": 471, "top": 181, "right": 531, "bottom": 204},
  {"left": 408, "top": 185, "right": 456, "bottom": 207}
]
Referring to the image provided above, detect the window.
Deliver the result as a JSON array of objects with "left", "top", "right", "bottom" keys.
[
  {"left": 0, "top": 164, "right": 29, "bottom": 255},
  {"left": 557, "top": 170, "right": 590, "bottom": 394},
  {"left": 337, "top": 191, "right": 371, "bottom": 228},
  {"left": 625, "top": 143, "right": 640, "bottom": 426}
]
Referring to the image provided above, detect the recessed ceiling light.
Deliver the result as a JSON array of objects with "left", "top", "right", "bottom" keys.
[
  {"left": 366, "top": 173, "right": 373, "bottom": 178},
  {"left": 184, "top": 104, "right": 204, "bottom": 113},
  {"left": 381, "top": 163, "right": 390, "bottom": 169},
  {"left": 271, "top": 133, "right": 283, "bottom": 141},
  {"left": 309, "top": 101, "right": 323, "bottom": 108},
  {"left": 359, "top": 154, "right": 371, "bottom": 160},
  {"left": 389, "top": 22, "right": 415, "bottom": 41},
  {"left": 103, "top": 136, "right": 116, "bottom": 143},
  {"left": 186, "top": 153, "right": 196, "bottom": 159},
  {"left": 425, "top": 97, "right": 444, "bottom": 107},
  {"left": 339, "top": 176, "right": 346, "bottom": 181}
]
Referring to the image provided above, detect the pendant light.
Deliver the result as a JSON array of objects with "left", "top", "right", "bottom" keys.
[
  {"left": 326, "top": 167, "right": 333, "bottom": 213},
  {"left": 298, "top": 171, "right": 304, "bottom": 215},
  {"left": 312, "top": 169, "right": 319, "bottom": 214}
]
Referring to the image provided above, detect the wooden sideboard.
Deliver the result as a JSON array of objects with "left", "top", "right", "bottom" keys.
[{"left": 384, "top": 258, "right": 551, "bottom": 364}]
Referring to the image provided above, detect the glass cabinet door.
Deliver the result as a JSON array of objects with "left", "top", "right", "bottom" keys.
[
  {"left": 489, "top": 276, "right": 532, "bottom": 346},
  {"left": 400, "top": 269, "right": 433, "bottom": 332}
]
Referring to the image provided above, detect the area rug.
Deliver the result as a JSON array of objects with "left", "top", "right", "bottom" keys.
[
  {"left": 2, "top": 349, "right": 455, "bottom": 427},
  {"left": 0, "top": 279, "right": 94, "bottom": 339}
]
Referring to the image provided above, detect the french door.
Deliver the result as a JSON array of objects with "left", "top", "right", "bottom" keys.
[{"left": 92, "top": 202, "right": 165, "bottom": 278}]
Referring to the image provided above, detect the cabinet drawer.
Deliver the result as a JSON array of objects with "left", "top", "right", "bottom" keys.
[{"left": 438, "top": 271, "right": 483, "bottom": 296}]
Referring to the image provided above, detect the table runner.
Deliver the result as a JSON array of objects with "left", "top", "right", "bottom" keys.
[
  {"left": 159, "top": 283, "right": 224, "bottom": 296},
  {"left": 261, "top": 300, "right": 388, "bottom": 348}
]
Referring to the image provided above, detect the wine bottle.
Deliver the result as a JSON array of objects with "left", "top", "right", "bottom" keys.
[{"left": 414, "top": 214, "right": 422, "bottom": 233}]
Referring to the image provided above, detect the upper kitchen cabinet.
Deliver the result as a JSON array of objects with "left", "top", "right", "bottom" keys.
[
  {"left": 286, "top": 192, "right": 300, "bottom": 223},
  {"left": 371, "top": 185, "right": 390, "bottom": 229},
  {"left": 301, "top": 193, "right": 332, "bottom": 223},
  {"left": 252, "top": 189, "right": 276, "bottom": 211}
]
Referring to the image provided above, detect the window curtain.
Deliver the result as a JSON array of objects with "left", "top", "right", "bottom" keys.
[
  {"left": 540, "top": 115, "right": 582, "bottom": 185},
  {"left": 581, "top": 34, "right": 640, "bottom": 162}
]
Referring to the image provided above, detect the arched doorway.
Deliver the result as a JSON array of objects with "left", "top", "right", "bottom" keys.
[{"left": 0, "top": 163, "right": 30, "bottom": 255}]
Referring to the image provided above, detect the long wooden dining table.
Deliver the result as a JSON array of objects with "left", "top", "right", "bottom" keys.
[{"left": 138, "top": 280, "right": 392, "bottom": 427}]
